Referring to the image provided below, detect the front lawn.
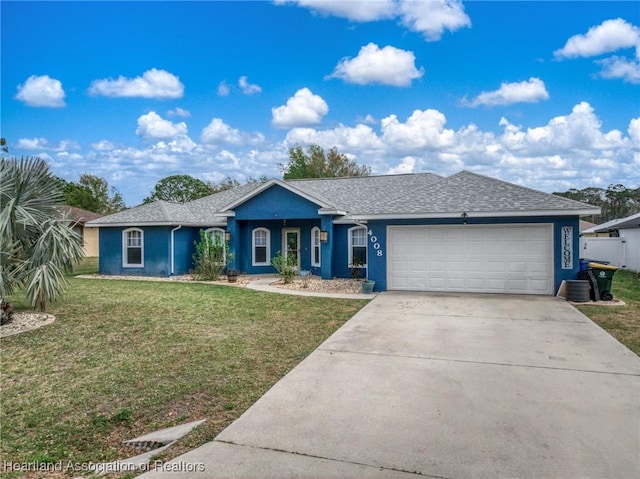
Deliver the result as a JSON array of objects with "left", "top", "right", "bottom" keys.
[
  {"left": 0, "top": 277, "right": 368, "bottom": 478},
  {"left": 577, "top": 269, "right": 640, "bottom": 355}
]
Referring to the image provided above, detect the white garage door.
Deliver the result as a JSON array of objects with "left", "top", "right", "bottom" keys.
[{"left": 387, "top": 225, "right": 553, "bottom": 295}]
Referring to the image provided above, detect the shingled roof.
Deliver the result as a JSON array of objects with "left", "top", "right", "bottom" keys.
[{"left": 87, "top": 171, "right": 599, "bottom": 227}]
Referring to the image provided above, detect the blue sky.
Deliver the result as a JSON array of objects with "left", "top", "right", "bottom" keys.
[{"left": 2, "top": 1, "right": 639, "bottom": 206}]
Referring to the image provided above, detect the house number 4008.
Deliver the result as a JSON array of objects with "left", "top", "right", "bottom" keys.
[{"left": 368, "top": 230, "right": 384, "bottom": 257}]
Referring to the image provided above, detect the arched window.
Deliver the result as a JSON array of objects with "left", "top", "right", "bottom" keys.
[
  {"left": 252, "top": 228, "right": 270, "bottom": 266},
  {"left": 205, "top": 228, "right": 227, "bottom": 264},
  {"left": 123, "top": 228, "right": 143, "bottom": 267},
  {"left": 311, "top": 227, "right": 321, "bottom": 267},
  {"left": 348, "top": 226, "right": 367, "bottom": 267}
]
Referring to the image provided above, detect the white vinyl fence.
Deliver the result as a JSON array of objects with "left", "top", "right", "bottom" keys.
[{"left": 580, "top": 232, "right": 639, "bottom": 272}]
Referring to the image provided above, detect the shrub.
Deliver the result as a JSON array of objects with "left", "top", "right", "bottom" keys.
[
  {"left": 271, "top": 251, "right": 297, "bottom": 284},
  {"left": 350, "top": 257, "right": 365, "bottom": 279},
  {"left": 192, "top": 230, "right": 227, "bottom": 281}
]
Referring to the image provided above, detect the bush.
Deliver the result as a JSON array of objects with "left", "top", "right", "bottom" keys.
[
  {"left": 351, "top": 258, "right": 365, "bottom": 279},
  {"left": 271, "top": 251, "right": 297, "bottom": 284},
  {"left": 192, "top": 230, "right": 227, "bottom": 281}
]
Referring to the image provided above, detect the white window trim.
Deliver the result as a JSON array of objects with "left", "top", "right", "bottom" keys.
[
  {"left": 123, "top": 228, "right": 144, "bottom": 268},
  {"left": 205, "top": 227, "right": 227, "bottom": 265},
  {"left": 252, "top": 227, "right": 270, "bottom": 266},
  {"left": 348, "top": 226, "right": 367, "bottom": 268},
  {"left": 311, "top": 226, "right": 321, "bottom": 267}
]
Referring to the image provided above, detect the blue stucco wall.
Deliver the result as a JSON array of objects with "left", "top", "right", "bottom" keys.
[
  {"left": 235, "top": 219, "right": 322, "bottom": 274},
  {"left": 234, "top": 185, "right": 321, "bottom": 220},
  {"left": 173, "top": 227, "right": 200, "bottom": 275},
  {"left": 366, "top": 216, "right": 581, "bottom": 293},
  {"left": 99, "top": 226, "right": 172, "bottom": 276},
  {"left": 99, "top": 226, "right": 203, "bottom": 276}
]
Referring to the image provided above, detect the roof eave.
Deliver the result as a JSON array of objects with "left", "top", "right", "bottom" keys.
[
  {"left": 85, "top": 221, "right": 227, "bottom": 228},
  {"left": 220, "top": 179, "right": 335, "bottom": 211},
  {"left": 346, "top": 209, "right": 601, "bottom": 221}
]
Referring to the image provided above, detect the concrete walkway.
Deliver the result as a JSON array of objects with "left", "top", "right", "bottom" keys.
[{"left": 139, "top": 292, "right": 640, "bottom": 479}]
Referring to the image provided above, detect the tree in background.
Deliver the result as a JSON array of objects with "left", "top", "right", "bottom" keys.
[
  {"left": 281, "top": 144, "right": 371, "bottom": 180},
  {"left": 60, "top": 174, "right": 126, "bottom": 214},
  {"left": 143, "top": 174, "right": 212, "bottom": 204},
  {"left": 207, "top": 175, "right": 268, "bottom": 194},
  {"left": 554, "top": 184, "right": 640, "bottom": 223},
  {"left": 0, "top": 138, "right": 8, "bottom": 153},
  {"left": 0, "top": 157, "right": 84, "bottom": 313}
]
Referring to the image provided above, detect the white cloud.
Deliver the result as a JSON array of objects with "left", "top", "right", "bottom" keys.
[
  {"left": 497, "top": 102, "right": 622, "bottom": 155},
  {"left": 275, "top": 0, "right": 470, "bottom": 41},
  {"left": 15, "top": 75, "right": 66, "bottom": 107},
  {"left": 272, "top": 88, "right": 329, "bottom": 128},
  {"left": 397, "top": 0, "right": 471, "bottom": 41},
  {"left": 286, "top": 124, "right": 384, "bottom": 151},
  {"left": 201, "top": 118, "right": 243, "bottom": 145},
  {"left": 386, "top": 156, "right": 417, "bottom": 174},
  {"left": 596, "top": 56, "right": 640, "bottom": 84},
  {"left": 465, "top": 78, "right": 550, "bottom": 107},
  {"left": 16, "top": 137, "right": 78, "bottom": 151},
  {"left": 167, "top": 107, "right": 191, "bottom": 118},
  {"left": 554, "top": 18, "right": 640, "bottom": 59},
  {"left": 91, "top": 140, "right": 116, "bottom": 151},
  {"left": 201, "top": 118, "right": 265, "bottom": 146},
  {"left": 358, "top": 114, "right": 377, "bottom": 125},
  {"left": 381, "top": 109, "right": 456, "bottom": 151},
  {"left": 217, "top": 81, "right": 231, "bottom": 97},
  {"left": 328, "top": 43, "right": 423, "bottom": 87},
  {"left": 136, "top": 112, "right": 188, "bottom": 140},
  {"left": 628, "top": 117, "right": 640, "bottom": 144},
  {"left": 238, "top": 76, "right": 262, "bottom": 94},
  {"left": 274, "top": 0, "right": 395, "bottom": 22},
  {"left": 88, "top": 68, "right": 184, "bottom": 99}
]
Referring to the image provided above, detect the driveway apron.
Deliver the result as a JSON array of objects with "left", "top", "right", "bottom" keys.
[{"left": 139, "top": 292, "right": 640, "bottom": 479}]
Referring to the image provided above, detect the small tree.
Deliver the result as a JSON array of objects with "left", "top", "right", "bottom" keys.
[
  {"left": 0, "top": 157, "right": 84, "bottom": 311},
  {"left": 192, "top": 230, "right": 227, "bottom": 281}
]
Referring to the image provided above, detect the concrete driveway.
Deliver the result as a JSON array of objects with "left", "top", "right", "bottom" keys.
[{"left": 140, "top": 292, "right": 640, "bottom": 479}]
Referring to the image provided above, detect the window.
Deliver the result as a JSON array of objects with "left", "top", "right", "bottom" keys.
[
  {"left": 252, "top": 228, "right": 270, "bottom": 266},
  {"left": 205, "top": 228, "right": 227, "bottom": 264},
  {"left": 348, "top": 226, "right": 367, "bottom": 267},
  {"left": 311, "top": 227, "right": 321, "bottom": 267},
  {"left": 123, "top": 228, "right": 143, "bottom": 267}
]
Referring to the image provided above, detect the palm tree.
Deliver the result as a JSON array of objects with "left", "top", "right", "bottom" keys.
[{"left": 0, "top": 157, "right": 84, "bottom": 312}]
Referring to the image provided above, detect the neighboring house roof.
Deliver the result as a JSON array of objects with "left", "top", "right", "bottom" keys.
[
  {"left": 580, "top": 219, "right": 597, "bottom": 232},
  {"left": 87, "top": 171, "right": 600, "bottom": 227},
  {"left": 56, "top": 205, "right": 103, "bottom": 225},
  {"left": 87, "top": 182, "right": 264, "bottom": 227},
  {"left": 583, "top": 211, "right": 640, "bottom": 234}
]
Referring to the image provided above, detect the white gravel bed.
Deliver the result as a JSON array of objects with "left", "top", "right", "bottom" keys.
[
  {"left": 273, "top": 277, "right": 363, "bottom": 294},
  {"left": 1, "top": 312, "right": 56, "bottom": 338}
]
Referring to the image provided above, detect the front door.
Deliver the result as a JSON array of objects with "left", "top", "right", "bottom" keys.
[{"left": 282, "top": 228, "right": 300, "bottom": 270}]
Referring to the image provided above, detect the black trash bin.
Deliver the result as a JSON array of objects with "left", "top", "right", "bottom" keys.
[{"left": 581, "top": 262, "right": 619, "bottom": 301}]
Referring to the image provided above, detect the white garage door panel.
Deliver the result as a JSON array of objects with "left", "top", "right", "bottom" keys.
[{"left": 388, "top": 225, "right": 553, "bottom": 295}]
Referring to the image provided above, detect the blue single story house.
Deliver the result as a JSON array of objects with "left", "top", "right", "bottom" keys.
[{"left": 87, "top": 171, "right": 600, "bottom": 295}]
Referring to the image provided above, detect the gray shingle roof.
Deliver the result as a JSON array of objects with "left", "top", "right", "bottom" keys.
[
  {"left": 583, "top": 211, "right": 640, "bottom": 233},
  {"left": 88, "top": 182, "right": 265, "bottom": 226},
  {"left": 288, "top": 173, "right": 443, "bottom": 214},
  {"left": 88, "top": 171, "right": 599, "bottom": 227},
  {"left": 350, "top": 171, "right": 595, "bottom": 217}
]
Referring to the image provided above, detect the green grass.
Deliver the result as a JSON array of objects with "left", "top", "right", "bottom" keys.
[
  {"left": 71, "top": 256, "right": 99, "bottom": 275},
  {"left": 1, "top": 274, "right": 367, "bottom": 478},
  {"left": 577, "top": 269, "right": 640, "bottom": 355}
]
